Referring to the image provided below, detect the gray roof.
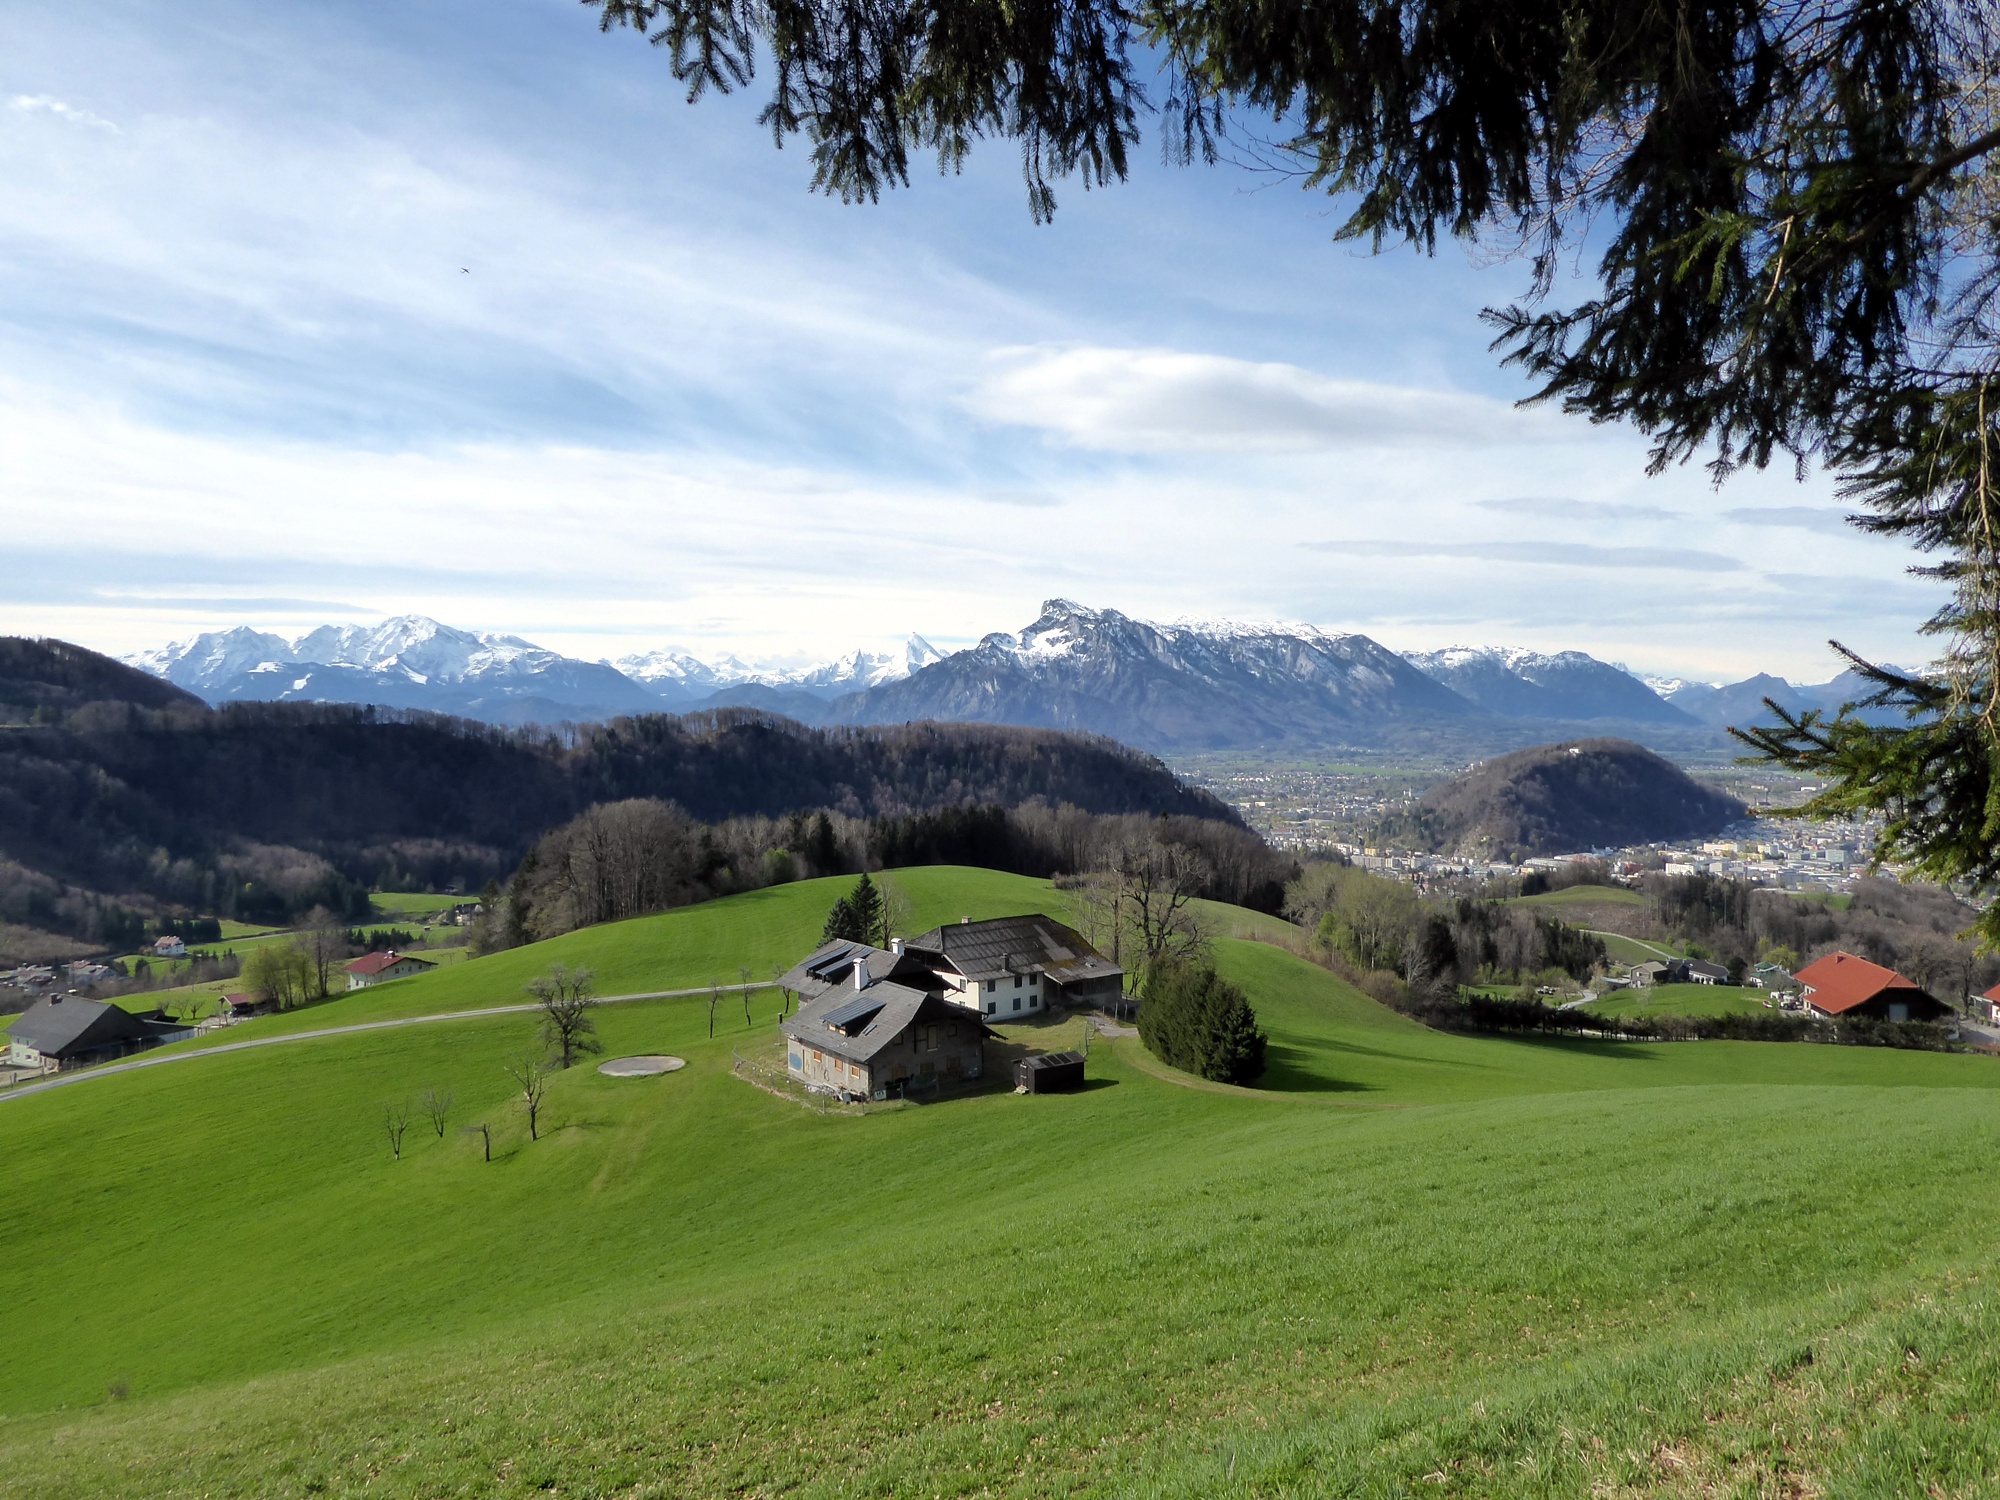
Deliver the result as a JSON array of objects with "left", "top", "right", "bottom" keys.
[
  {"left": 781, "top": 980, "right": 974, "bottom": 1066},
  {"left": 907, "top": 915, "right": 1122, "bottom": 987},
  {"left": 9, "top": 996, "right": 160, "bottom": 1058},
  {"left": 777, "top": 940, "right": 944, "bottom": 1004}
]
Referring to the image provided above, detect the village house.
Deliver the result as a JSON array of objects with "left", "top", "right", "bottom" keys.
[
  {"left": 1794, "top": 951, "right": 1949, "bottom": 1023},
  {"left": 152, "top": 935, "right": 188, "bottom": 959},
  {"left": 1684, "top": 959, "right": 1730, "bottom": 986},
  {"left": 343, "top": 950, "right": 437, "bottom": 990},
  {"left": 778, "top": 943, "right": 990, "bottom": 1100},
  {"left": 5, "top": 995, "right": 190, "bottom": 1073},
  {"left": 905, "top": 915, "right": 1125, "bottom": 1020}
]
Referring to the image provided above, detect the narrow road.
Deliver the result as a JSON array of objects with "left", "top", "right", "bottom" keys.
[
  {"left": 0, "top": 983, "right": 766, "bottom": 1105},
  {"left": 1584, "top": 929, "right": 1680, "bottom": 960}
]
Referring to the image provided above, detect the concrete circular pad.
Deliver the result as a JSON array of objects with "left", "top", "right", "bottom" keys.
[{"left": 597, "top": 1055, "right": 686, "bottom": 1077}]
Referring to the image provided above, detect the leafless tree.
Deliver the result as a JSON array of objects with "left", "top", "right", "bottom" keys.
[
  {"left": 383, "top": 1098, "right": 412, "bottom": 1160},
  {"left": 1073, "top": 834, "right": 1213, "bottom": 987},
  {"left": 301, "top": 906, "right": 350, "bottom": 1000},
  {"left": 740, "top": 965, "right": 754, "bottom": 1026},
  {"left": 708, "top": 979, "right": 721, "bottom": 1038},
  {"left": 463, "top": 1121, "right": 492, "bottom": 1161},
  {"left": 422, "top": 1086, "right": 455, "bottom": 1138},
  {"left": 876, "top": 872, "right": 915, "bottom": 941},
  {"left": 508, "top": 1053, "right": 548, "bottom": 1141},
  {"left": 528, "top": 963, "right": 601, "bottom": 1069}
]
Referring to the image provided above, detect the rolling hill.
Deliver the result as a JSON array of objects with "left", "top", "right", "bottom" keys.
[
  {"left": 1385, "top": 736, "right": 1749, "bottom": 857},
  {"left": 2, "top": 867, "right": 1997, "bottom": 1496}
]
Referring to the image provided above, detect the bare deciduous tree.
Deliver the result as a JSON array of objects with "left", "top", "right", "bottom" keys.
[
  {"left": 876, "top": 872, "right": 915, "bottom": 942},
  {"left": 463, "top": 1121, "right": 491, "bottom": 1162},
  {"left": 1072, "top": 834, "right": 1213, "bottom": 989},
  {"left": 382, "top": 1099, "right": 412, "bottom": 1160},
  {"left": 508, "top": 1054, "right": 548, "bottom": 1141},
  {"left": 740, "top": 964, "right": 754, "bottom": 1026},
  {"left": 528, "top": 963, "right": 601, "bottom": 1069},
  {"left": 422, "top": 1086, "right": 455, "bottom": 1138},
  {"left": 708, "top": 979, "right": 721, "bottom": 1039},
  {"left": 301, "top": 906, "right": 350, "bottom": 1001}
]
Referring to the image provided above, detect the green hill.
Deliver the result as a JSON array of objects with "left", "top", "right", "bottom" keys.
[{"left": 4, "top": 867, "right": 2000, "bottom": 1496}]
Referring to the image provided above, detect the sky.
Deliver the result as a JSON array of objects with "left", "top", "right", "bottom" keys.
[{"left": 0, "top": 0, "right": 1948, "bottom": 685}]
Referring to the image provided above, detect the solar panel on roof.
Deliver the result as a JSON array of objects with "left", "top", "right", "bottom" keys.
[{"left": 820, "top": 996, "right": 885, "bottom": 1031}]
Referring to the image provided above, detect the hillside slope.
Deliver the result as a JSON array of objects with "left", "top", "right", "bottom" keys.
[
  {"left": 1387, "top": 737, "right": 1747, "bottom": 857},
  {"left": 3, "top": 869, "right": 1998, "bottom": 1497}
]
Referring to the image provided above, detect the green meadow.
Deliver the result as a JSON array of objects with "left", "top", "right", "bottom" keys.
[
  {"left": 4, "top": 867, "right": 1999, "bottom": 1496},
  {"left": 1580, "top": 982, "right": 1776, "bottom": 1021}
]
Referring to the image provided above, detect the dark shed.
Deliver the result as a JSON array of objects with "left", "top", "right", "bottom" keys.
[{"left": 1015, "top": 1050, "right": 1085, "bottom": 1094}]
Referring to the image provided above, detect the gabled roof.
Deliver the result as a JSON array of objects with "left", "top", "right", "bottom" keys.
[
  {"left": 1794, "top": 950, "right": 1926, "bottom": 1015},
  {"left": 777, "top": 940, "right": 942, "bottom": 1002},
  {"left": 782, "top": 981, "right": 976, "bottom": 1065},
  {"left": 345, "top": 950, "right": 436, "bottom": 977},
  {"left": 906, "top": 915, "right": 1121, "bottom": 987},
  {"left": 8, "top": 996, "right": 159, "bottom": 1058}
]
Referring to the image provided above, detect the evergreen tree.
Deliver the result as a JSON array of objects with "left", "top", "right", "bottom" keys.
[
  {"left": 820, "top": 872, "right": 890, "bottom": 947},
  {"left": 1138, "top": 962, "right": 1266, "bottom": 1085}
]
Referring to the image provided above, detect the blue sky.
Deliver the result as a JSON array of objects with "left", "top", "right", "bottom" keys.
[{"left": 0, "top": 0, "right": 1944, "bottom": 683}]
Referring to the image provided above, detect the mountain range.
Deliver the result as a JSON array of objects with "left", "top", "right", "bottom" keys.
[{"left": 128, "top": 602, "right": 1894, "bottom": 753}]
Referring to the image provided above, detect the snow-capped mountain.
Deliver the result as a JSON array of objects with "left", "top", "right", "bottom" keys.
[
  {"left": 138, "top": 617, "right": 664, "bottom": 723},
  {"left": 1403, "top": 645, "right": 1696, "bottom": 725},
  {"left": 831, "top": 600, "right": 1477, "bottom": 750},
  {"left": 616, "top": 635, "right": 943, "bottom": 704}
]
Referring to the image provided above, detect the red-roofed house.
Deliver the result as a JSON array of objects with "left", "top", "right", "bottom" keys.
[
  {"left": 1980, "top": 982, "right": 2000, "bottom": 1027},
  {"left": 344, "top": 950, "right": 437, "bottom": 991},
  {"left": 1794, "top": 951, "right": 1948, "bottom": 1023}
]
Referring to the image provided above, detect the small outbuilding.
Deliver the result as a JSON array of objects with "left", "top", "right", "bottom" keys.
[{"left": 1014, "top": 1051, "right": 1085, "bottom": 1094}]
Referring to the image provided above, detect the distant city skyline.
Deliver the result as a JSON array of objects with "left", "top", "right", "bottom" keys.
[{"left": 2, "top": 1, "right": 1944, "bottom": 684}]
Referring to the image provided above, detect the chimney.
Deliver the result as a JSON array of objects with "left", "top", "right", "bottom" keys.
[
  {"left": 853, "top": 956, "right": 867, "bottom": 991},
  {"left": 890, "top": 937, "right": 905, "bottom": 956},
  {"left": 960, "top": 915, "right": 970, "bottom": 924}
]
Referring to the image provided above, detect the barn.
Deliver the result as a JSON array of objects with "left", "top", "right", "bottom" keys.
[{"left": 1794, "top": 951, "right": 1950, "bottom": 1023}]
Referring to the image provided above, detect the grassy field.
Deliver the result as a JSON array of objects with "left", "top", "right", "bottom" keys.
[
  {"left": 1581, "top": 982, "right": 1776, "bottom": 1021},
  {"left": 3, "top": 867, "right": 2000, "bottom": 1496},
  {"left": 1510, "top": 883, "right": 1646, "bottom": 908},
  {"left": 371, "top": 891, "right": 472, "bottom": 919}
]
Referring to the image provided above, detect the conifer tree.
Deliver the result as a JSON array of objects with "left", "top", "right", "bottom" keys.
[{"left": 1138, "top": 961, "right": 1266, "bottom": 1084}]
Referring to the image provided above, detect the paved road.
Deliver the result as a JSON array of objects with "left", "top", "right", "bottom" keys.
[{"left": 0, "top": 983, "right": 766, "bottom": 1105}]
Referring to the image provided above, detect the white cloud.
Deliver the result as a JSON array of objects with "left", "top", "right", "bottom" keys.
[
  {"left": 965, "top": 345, "right": 1567, "bottom": 453},
  {"left": 9, "top": 94, "right": 118, "bottom": 132}
]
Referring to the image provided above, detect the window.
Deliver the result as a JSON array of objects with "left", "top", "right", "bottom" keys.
[
  {"left": 1012, "top": 996, "right": 1022, "bottom": 1012},
  {"left": 985, "top": 979, "right": 996, "bottom": 994},
  {"left": 1014, "top": 975, "right": 1023, "bottom": 988},
  {"left": 985, "top": 1002, "right": 996, "bottom": 1016}
]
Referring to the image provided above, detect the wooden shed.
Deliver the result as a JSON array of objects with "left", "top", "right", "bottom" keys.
[{"left": 1015, "top": 1050, "right": 1085, "bottom": 1094}]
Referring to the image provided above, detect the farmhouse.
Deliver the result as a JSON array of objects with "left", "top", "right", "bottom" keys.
[
  {"left": 4, "top": 995, "right": 189, "bottom": 1073},
  {"left": 344, "top": 950, "right": 437, "bottom": 990},
  {"left": 152, "top": 936, "right": 187, "bottom": 959},
  {"left": 1794, "top": 951, "right": 1949, "bottom": 1023},
  {"left": 1684, "top": 960, "right": 1730, "bottom": 986},
  {"left": 1630, "top": 960, "right": 1673, "bottom": 987},
  {"left": 779, "top": 943, "right": 991, "bottom": 1100},
  {"left": 906, "top": 915, "right": 1124, "bottom": 1019}
]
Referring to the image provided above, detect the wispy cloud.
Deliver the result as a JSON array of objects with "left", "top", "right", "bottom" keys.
[
  {"left": 1305, "top": 539, "right": 1747, "bottom": 571},
  {"left": 1724, "top": 505, "right": 1856, "bottom": 536},
  {"left": 10, "top": 94, "right": 117, "bottom": 132},
  {"left": 1479, "top": 495, "right": 1685, "bottom": 524},
  {"left": 966, "top": 345, "right": 1564, "bottom": 454}
]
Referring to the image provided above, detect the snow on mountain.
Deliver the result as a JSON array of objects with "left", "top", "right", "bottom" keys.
[
  {"left": 1403, "top": 645, "right": 1695, "bottom": 725},
  {"left": 833, "top": 600, "right": 1474, "bottom": 751}
]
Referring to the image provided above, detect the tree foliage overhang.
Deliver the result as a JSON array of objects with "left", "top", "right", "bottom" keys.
[{"left": 588, "top": 0, "right": 2000, "bottom": 930}]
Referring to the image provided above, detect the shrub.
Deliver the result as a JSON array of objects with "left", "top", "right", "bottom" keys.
[{"left": 1139, "top": 962, "right": 1267, "bottom": 1084}]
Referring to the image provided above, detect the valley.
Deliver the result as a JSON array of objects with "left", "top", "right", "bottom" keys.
[{"left": 6, "top": 867, "right": 2000, "bottom": 1497}]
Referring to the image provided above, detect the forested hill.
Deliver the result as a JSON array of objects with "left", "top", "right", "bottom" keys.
[
  {"left": 0, "top": 643, "right": 1239, "bottom": 946},
  {"left": 1382, "top": 738, "right": 1746, "bottom": 859},
  {"left": 1, "top": 637, "right": 207, "bottom": 721}
]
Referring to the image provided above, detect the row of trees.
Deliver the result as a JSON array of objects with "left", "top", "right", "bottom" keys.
[{"left": 471, "top": 797, "right": 1295, "bottom": 956}]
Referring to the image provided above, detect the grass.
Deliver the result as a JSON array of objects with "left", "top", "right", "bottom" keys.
[
  {"left": 370, "top": 891, "right": 471, "bottom": 918},
  {"left": 4, "top": 867, "right": 2000, "bottom": 1496},
  {"left": 1509, "top": 883, "right": 1645, "bottom": 908},
  {"left": 1593, "top": 929, "right": 1687, "bottom": 964},
  {"left": 1580, "top": 982, "right": 1776, "bottom": 1021}
]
